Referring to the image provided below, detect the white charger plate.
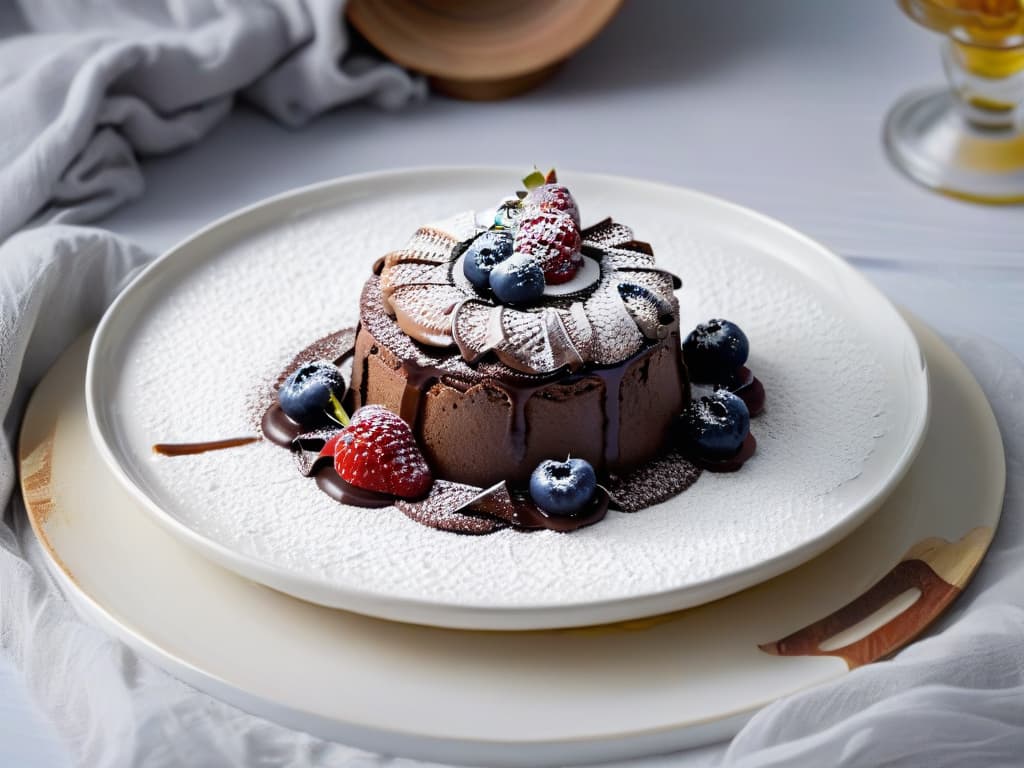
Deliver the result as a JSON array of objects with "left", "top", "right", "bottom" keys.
[
  {"left": 85, "top": 168, "right": 929, "bottom": 630},
  {"left": 24, "top": 319, "right": 1000, "bottom": 766}
]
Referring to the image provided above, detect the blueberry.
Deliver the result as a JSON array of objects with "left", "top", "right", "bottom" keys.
[
  {"left": 677, "top": 390, "right": 750, "bottom": 460},
  {"left": 278, "top": 361, "right": 346, "bottom": 427},
  {"left": 682, "top": 319, "right": 749, "bottom": 383},
  {"left": 489, "top": 254, "right": 546, "bottom": 304},
  {"left": 529, "top": 458, "right": 598, "bottom": 516},
  {"left": 463, "top": 230, "right": 514, "bottom": 289}
]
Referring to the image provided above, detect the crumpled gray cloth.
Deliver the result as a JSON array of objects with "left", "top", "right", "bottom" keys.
[{"left": 0, "top": 0, "right": 423, "bottom": 241}]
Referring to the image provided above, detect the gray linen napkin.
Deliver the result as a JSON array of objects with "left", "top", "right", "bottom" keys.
[{"left": 0, "top": 0, "right": 423, "bottom": 241}]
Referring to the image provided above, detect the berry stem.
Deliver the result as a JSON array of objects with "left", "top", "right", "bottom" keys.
[{"left": 327, "top": 392, "right": 350, "bottom": 427}]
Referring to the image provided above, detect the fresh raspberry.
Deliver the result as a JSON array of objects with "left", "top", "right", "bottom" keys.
[
  {"left": 522, "top": 184, "right": 581, "bottom": 228},
  {"left": 324, "top": 405, "right": 433, "bottom": 499},
  {"left": 514, "top": 210, "right": 582, "bottom": 285}
]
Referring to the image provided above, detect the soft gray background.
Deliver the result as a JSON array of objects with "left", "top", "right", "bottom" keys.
[
  {"left": 93, "top": 0, "right": 1024, "bottom": 353},
  {"left": 3, "top": 0, "right": 1023, "bottom": 765}
]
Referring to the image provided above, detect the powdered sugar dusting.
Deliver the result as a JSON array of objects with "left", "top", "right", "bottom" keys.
[
  {"left": 383, "top": 216, "right": 680, "bottom": 375},
  {"left": 607, "top": 450, "right": 702, "bottom": 513},
  {"left": 106, "top": 174, "right": 907, "bottom": 611}
]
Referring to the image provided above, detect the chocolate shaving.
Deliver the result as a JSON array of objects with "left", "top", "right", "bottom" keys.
[
  {"left": 394, "top": 481, "right": 508, "bottom": 535},
  {"left": 619, "top": 239, "right": 654, "bottom": 256},
  {"left": 457, "top": 482, "right": 609, "bottom": 533},
  {"left": 618, "top": 282, "right": 675, "bottom": 339}
]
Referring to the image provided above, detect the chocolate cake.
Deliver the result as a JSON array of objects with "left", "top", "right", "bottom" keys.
[
  {"left": 236, "top": 172, "right": 762, "bottom": 535},
  {"left": 349, "top": 215, "right": 689, "bottom": 488},
  {"left": 151, "top": 173, "right": 764, "bottom": 536}
]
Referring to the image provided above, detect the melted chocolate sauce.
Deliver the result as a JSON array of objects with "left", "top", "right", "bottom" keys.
[
  {"left": 593, "top": 364, "right": 628, "bottom": 467},
  {"left": 261, "top": 404, "right": 303, "bottom": 448},
  {"left": 153, "top": 437, "right": 258, "bottom": 456},
  {"left": 395, "top": 358, "right": 596, "bottom": 467},
  {"left": 692, "top": 366, "right": 766, "bottom": 418},
  {"left": 590, "top": 340, "right": 686, "bottom": 469},
  {"left": 398, "top": 363, "right": 439, "bottom": 429},
  {"left": 730, "top": 367, "right": 766, "bottom": 417},
  {"left": 505, "top": 384, "right": 547, "bottom": 461},
  {"left": 313, "top": 465, "right": 394, "bottom": 508},
  {"left": 692, "top": 433, "right": 757, "bottom": 473}
]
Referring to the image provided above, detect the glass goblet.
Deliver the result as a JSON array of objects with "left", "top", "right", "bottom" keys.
[{"left": 885, "top": 0, "right": 1024, "bottom": 203}]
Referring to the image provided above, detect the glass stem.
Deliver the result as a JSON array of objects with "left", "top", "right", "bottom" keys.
[{"left": 942, "top": 39, "right": 1024, "bottom": 130}]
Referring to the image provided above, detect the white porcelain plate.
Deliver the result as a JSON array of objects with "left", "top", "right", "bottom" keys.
[{"left": 86, "top": 168, "right": 929, "bottom": 629}]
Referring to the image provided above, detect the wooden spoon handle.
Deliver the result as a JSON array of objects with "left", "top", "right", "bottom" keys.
[{"left": 760, "top": 528, "right": 992, "bottom": 669}]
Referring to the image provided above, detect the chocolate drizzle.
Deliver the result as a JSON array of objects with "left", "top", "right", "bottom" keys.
[
  {"left": 594, "top": 364, "right": 627, "bottom": 467},
  {"left": 505, "top": 383, "right": 547, "bottom": 461},
  {"left": 399, "top": 362, "right": 440, "bottom": 430},
  {"left": 153, "top": 437, "right": 258, "bottom": 456}
]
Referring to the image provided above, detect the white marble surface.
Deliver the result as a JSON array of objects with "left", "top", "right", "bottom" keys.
[{"left": 4, "top": 0, "right": 1023, "bottom": 765}]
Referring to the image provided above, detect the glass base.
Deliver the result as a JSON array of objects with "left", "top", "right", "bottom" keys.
[{"left": 884, "top": 88, "right": 1024, "bottom": 204}]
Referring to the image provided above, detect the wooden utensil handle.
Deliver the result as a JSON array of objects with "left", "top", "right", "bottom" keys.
[{"left": 760, "top": 529, "right": 991, "bottom": 668}]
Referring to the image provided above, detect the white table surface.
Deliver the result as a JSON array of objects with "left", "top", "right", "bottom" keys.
[{"left": 5, "top": 1, "right": 1023, "bottom": 766}]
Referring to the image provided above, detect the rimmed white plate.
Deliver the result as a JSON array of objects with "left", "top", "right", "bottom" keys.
[
  {"left": 85, "top": 168, "right": 929, "bottom": 629},
  {"left": 25, "top": 318, "right": 999, "bottom": 766}
]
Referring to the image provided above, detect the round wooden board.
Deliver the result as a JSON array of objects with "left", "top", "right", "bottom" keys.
[
  {"left": 346, "top": 0, "right": 624, "bottom": 99},
  {"left": 19, "top": 314, "right": 1003, "bottom": 767}
]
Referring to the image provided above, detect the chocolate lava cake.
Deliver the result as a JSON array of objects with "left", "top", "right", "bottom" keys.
[
  {"left": 349, "top": 212, "right": 689, "bottom": 488},
  {"left": 245, "top": 171, "right": 761, "bottom": 535}
]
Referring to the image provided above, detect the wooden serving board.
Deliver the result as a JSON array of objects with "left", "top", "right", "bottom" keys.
[{"left": 19, "top": 314, "right": 1004, "bottom": 767}]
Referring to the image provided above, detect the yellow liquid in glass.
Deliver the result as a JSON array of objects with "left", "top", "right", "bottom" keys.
[{"left": 900, "top": 0, "right": 1024, "bottom": 76}]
